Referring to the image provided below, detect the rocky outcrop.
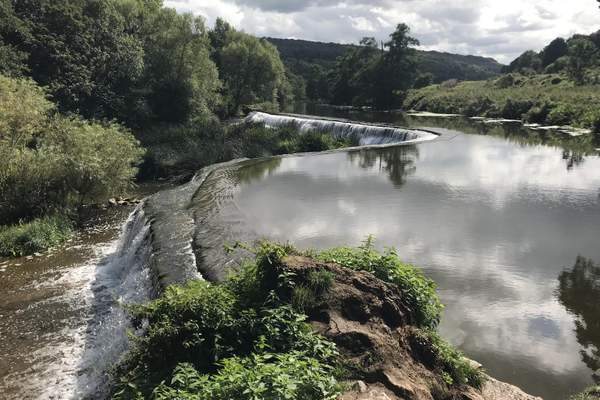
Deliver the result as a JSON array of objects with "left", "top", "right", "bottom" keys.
[{"left": 279, "top": 256, "right": 541, "bottom": 400}]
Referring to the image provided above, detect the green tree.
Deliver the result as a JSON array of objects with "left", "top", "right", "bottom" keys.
[
  {"left": 503, "top": 50, "right": 542, "bottom": 74},
  {"left": 138, "top": 9, "right": 220, "bottom": 125},
  {"left": 540, "top": 37, "right": 568, "bottom": 67},
  {"left": 567, "top": 37, "right": 598, "bottom": 85},
  {"left": 4, "top": 0, "right": 145, "bottom": 121},
  {"left": 330, "top": 24, "right": 419, "bottom": 110},
  {"left": 219, "top": 31, "right": 286, "bottom": 115}
]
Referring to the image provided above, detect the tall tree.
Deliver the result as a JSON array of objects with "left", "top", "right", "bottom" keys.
[
  {"left": 567, "top": 37, "right": 598, "bottom": 84},
  {"left": 219, "top": 31, "right": 286, "bottom": 115},
  {"left": 4, "top": 0, "right": 145, "bottom": 120},
  {"left": 540, "top": 37, "right": 568, "bottom": 68}
]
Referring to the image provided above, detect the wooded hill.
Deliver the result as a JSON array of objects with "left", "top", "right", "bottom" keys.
[{"left": 266, "top": 37, "right": 503, "bottom": 85}]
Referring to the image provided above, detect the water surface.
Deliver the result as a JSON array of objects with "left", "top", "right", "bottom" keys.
[{"left": 208, "top": 120, "right": 600, "bottom": 399}]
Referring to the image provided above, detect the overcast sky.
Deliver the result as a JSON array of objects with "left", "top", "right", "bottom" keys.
[{"left": 166, "top": 0, "right": 600, "bottom": 64}]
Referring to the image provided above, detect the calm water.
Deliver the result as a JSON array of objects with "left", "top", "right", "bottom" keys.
[{"left": 224, "top": 117, "right": 600, "bottom": 399}]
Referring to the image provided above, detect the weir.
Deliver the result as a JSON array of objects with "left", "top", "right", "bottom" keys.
[
  {"left": 246, "top": 111, "right": 438, "bottom": 145},
  {"left": 140, "top": 113, "right": 439, "bottom": 287}
]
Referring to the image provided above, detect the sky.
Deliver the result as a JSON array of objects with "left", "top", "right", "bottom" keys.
[{"left": 165, "top": 0, "right": 600, "bottom": 64}]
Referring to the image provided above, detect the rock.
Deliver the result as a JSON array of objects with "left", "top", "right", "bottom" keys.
[
  {"left": 25, "top": 256, "right": 33, "bottom": 260},
  {"left": 34, "top": 252, "right": 42, "bottom": 257},
  {"left": 277, "top": 256, "right": 541, "bottom": 400},
  {"left": 593, "top": 368, "right": 600, "bottom": 381},
  {"left": 108, "top": 198, "right": 118, "bottom": 206}
]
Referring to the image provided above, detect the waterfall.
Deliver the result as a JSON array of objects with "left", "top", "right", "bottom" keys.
[
  {"left": 246, "top": 111, "right": 437, "bottom": 145},
  {"left": 71, "top": 204, "right": 155, "bottom": 398}
]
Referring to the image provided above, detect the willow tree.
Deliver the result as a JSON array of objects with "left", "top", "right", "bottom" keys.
[{"left": 218, "top": 31, "right": 286, "bottom": 115}]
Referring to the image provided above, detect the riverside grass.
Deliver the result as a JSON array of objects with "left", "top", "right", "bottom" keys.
[
  {"left": 404, "top": 73, "right": 600, "bottom": 132},
  {"left": 112, "top": 240, "right": 481, "bottom": 399},
  {"left": 0, "top": 215, "right": 73, "bottom": 257}
]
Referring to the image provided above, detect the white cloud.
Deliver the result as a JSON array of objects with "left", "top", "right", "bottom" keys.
[{"left": 165, "top": 0, "right": 600, "bottom": 63}]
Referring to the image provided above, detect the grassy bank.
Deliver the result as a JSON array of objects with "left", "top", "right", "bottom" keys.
[
  {"left": 404, "top": 74, "right": 600, "bottom": 133},
  {"left": 0, "top": 215, "right": 73, "bottom": 257},
  {"left": 112, "top": 240, "right": 482, "bottom": 399},
  {"left": 139, "top": 120, "right": 358, "bottom": 179}
]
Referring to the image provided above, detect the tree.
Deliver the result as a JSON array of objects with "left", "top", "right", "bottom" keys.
[
  {"left": 4, "top": 0, "right": 145, "bottom": 121},
  {"left": 503, "top": 50, "right": 542, "bottom": 73},
  {"left": 219, "top": 32, "right": 286, "bottom": 115},
  {"left": 567, "top": 37, "right": 598, "bottom": 85},
  {"left": 138, "top": 9, "right": 220, "bottom": 125},
  {"left": 540, "top": 38, "right": 568, "bottom": 67},
  {"left": 330, "top": 23, "right": 419, "bottom": 110}
]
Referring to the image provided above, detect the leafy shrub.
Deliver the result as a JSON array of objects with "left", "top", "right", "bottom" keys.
[
  {"left": 411, "top": 329, "right": 485, "bottom": 388},
  {"left": 225, "top": 122, "right": 356, "bottom": 160},
  {"left": 500, "top": 98, "right": 533, "bottom": 119},
  {"left": 0, "top": 215, "right": 73, "bottom": 257},
  {"left": 547, "top": 103, "right": 578, "bottom": 125},
  {"left": 113, "top": 257, "right": 340, "bottom": 399},
  {"left": 315, "top": 237, "right": 443, "bottom": 329},
  {"left": 151, "top": 353, "right": 339, "bottom": 400},
  {"left": 494, "top": 74, "right": 515, "bottom": 89},
  {"left": 137, "top": 117, "right": 225, "bottom": 179},
  {"left": 524, "top": 101, "right": 553, "bottom": 124},
  {"left": 0, "top": 76, "right": 144, "bottom": 224}
]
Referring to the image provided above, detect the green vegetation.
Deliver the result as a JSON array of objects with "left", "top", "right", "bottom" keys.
[
  {"left": 569, "top": 386, "right": 600, "bottom": 400},
  {"left": 407, "top": 29, "right": 600, "bottom": 134},
  {"left": 411, "top": 329, "right": 484, "bottom": 388},
  {"left": 0, "top": 75, "right": 143, "bottom": 254},
  {"left": 329, "top": 24, "right": 420, "bottom": 109},
  {"left": 112, "top": 243, "right": 341, "bottom": 400},
  {"left": 0, "top": 215, "right": 73, "bottom": 257},
  {"left": 315, "top": 236, "right": 443, "bottom": 329},
  {"left": 405, "top": 74, "right": 600, "bottom": 132},
  {"left": 226, "top": 122, "right": 358, "bottom": 159},
  {"left": 266, "top": 38, "right": 502, "bottom": 103},
  {"left": 113, "top": 241, "right": 481, "bottom": 399}
]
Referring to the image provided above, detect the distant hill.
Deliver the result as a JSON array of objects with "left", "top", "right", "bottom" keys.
[{"left": 266, "top": 37, "right": 503, "bottom": 84}]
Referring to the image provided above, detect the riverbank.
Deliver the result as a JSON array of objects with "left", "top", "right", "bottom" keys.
[
  {"left": 404, "top": 74, "right": 600, "bottom": 136},
  {"left": 111, "top": 241, "right": 540, "bottom": 400}
]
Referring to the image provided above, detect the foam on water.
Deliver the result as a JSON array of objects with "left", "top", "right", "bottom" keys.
[
  {"left": 1, "top": 205, "right": 154, "bottom": 399},
  {"left": 246, "top": 111, "right": 437, "bottom": 145}
]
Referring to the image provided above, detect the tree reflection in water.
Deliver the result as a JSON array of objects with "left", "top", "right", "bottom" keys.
[
  {"left": 235, "top": 158, "right": 282, "bottom": 184},
  {"left": 347, "top": 145, "right": 419, "bottom": 187},
  {"left": 558, "top": 256, "right": 600, "bottom": 382}
]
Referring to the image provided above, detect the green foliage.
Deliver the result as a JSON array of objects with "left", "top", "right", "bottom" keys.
[
  {"left": 266, "top": 37, "right": 502, "bottom": 103},
  {"left": 569, "top": 386, "right": 600, "bottom": 400},
  {"left": 136, "top": 117, "right": 225, "bottom": 179},
  {"left": 0, "top": 76, "right": 144, "bottom": 224},
  {"left": 151, "top": 353, "right": 339, "bottom": 400},
  {"left": 412, "top": 329, "right": 485, "bottom": 388},
  {"left": 330, "top": 24, "right": 419, "bottom": 110},
  {"left": 217, "top": 30, "right": 287, "bottom": 115},
  {"left": 316, "top": 237, "right": 443, "bottom": 329},
  {"left": 0, "top": 215, "right": 72, "bottom": 257},
  {"left": 224, "top": 122, "right": 357, "bottom": 160},
  {"left": 113, "top": 254, "right": 341, "bottom": 399},
  {"left": 405, "top": 75, "right": 600, "bottom": 129},
  {"left": 568, "top": 38, "right": 599, "bottom": 85}
]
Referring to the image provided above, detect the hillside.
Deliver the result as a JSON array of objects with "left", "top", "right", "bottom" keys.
[{"left": 266, "top": 37, "right": 503, "bottom": 83}]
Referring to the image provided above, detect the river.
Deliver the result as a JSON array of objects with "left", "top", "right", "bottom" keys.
[{"left": 1, "top": 110, "right": 599, "bottom": 400}]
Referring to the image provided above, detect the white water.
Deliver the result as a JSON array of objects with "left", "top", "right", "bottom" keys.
[
  {"left": 246, "top": 111, "right": 438, "bottom": 145},
  {"left": 0, "top": 205, "right": 154, "bottom": 399}
]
